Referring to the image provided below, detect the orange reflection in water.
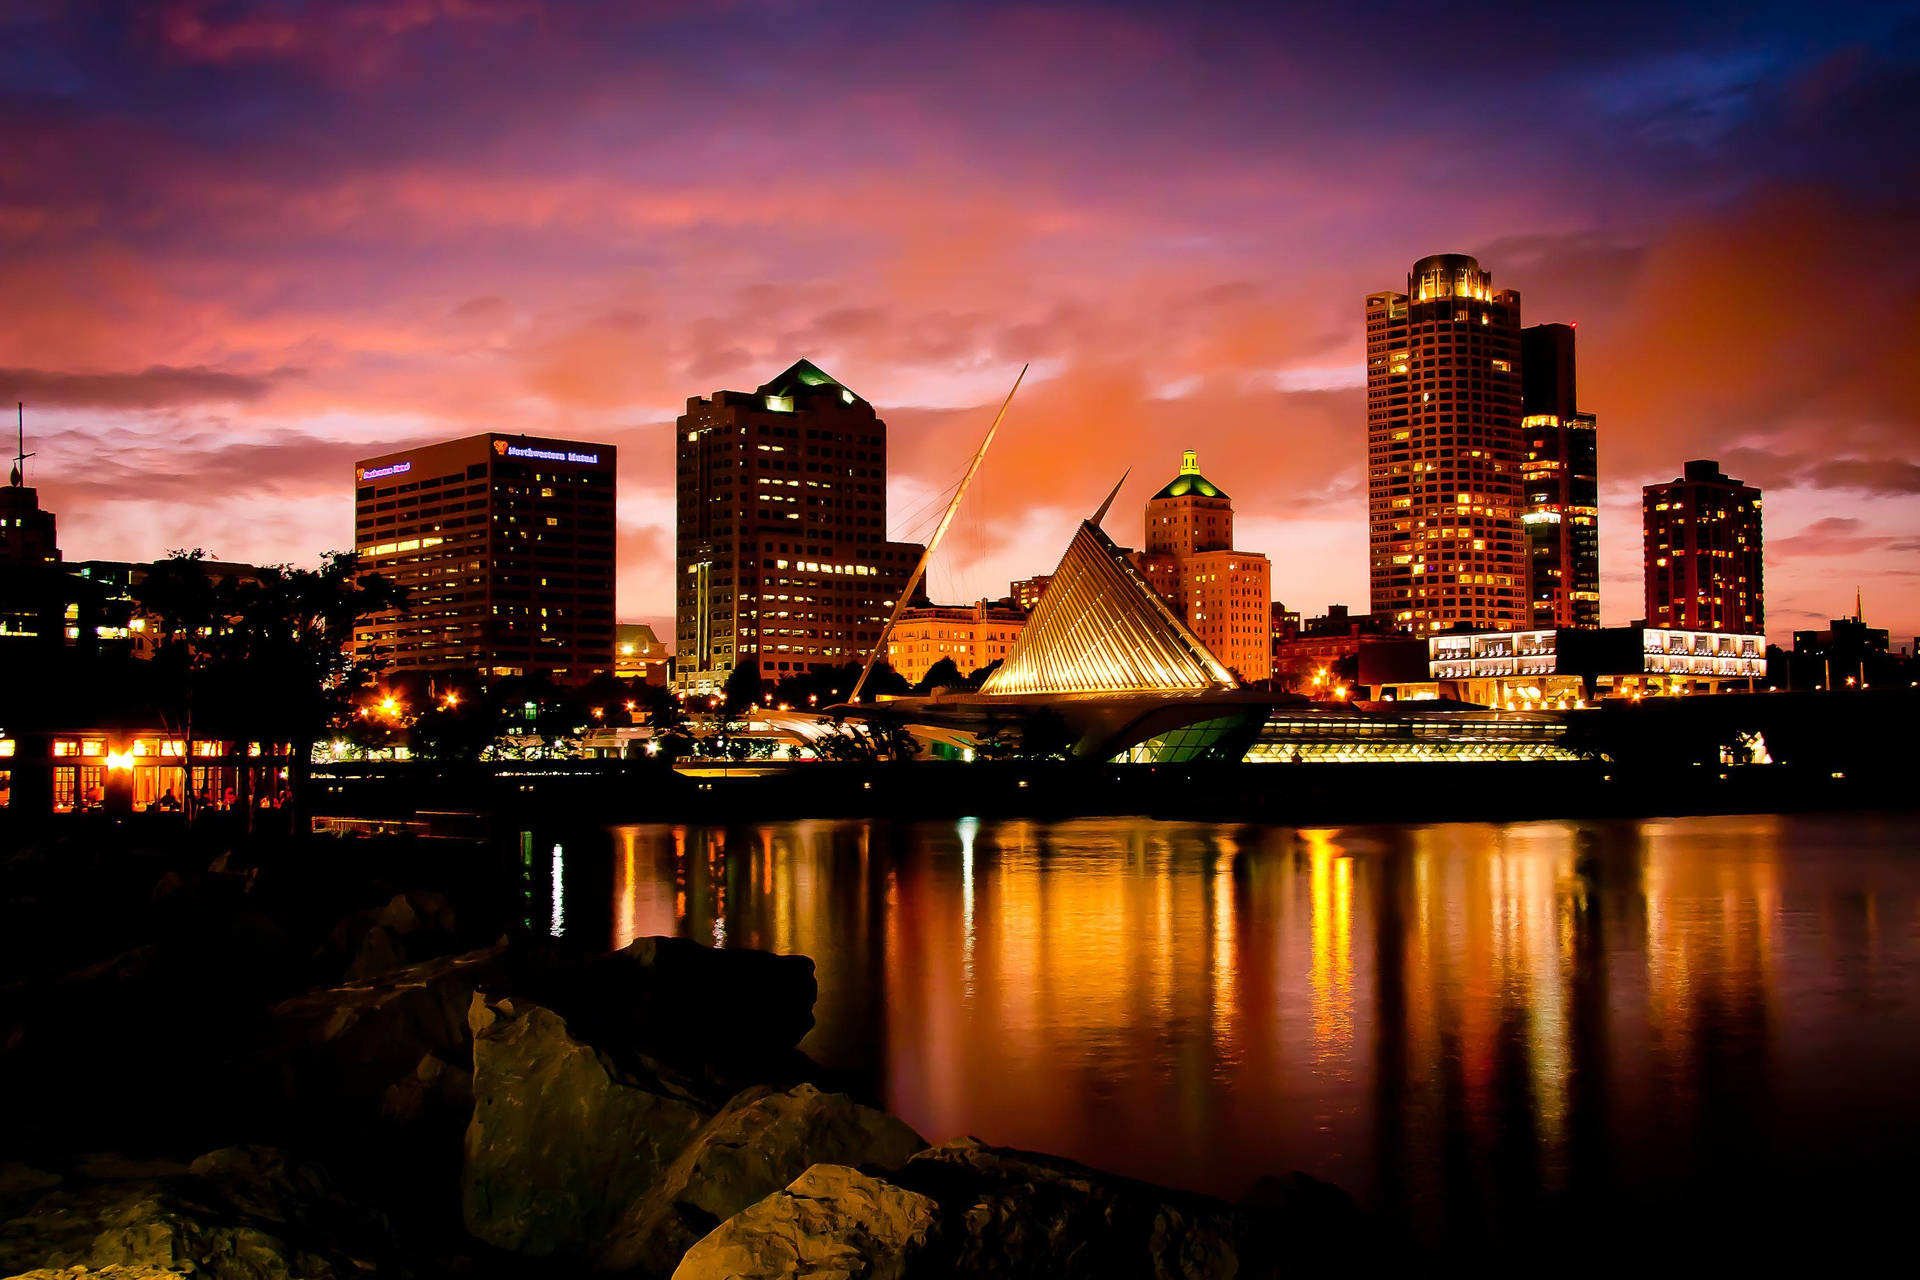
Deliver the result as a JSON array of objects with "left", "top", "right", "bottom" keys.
[{"left": 593, "top": 813, "right": 1919, "bottom": 1236}]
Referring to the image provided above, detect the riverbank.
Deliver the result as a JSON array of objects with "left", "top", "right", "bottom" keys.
[
  {"left": 0, "top": 827, "right": 1369, "bottom": 1277},
  {"left": 283, "top": 756, "right": 1911, "bottom": 827}
]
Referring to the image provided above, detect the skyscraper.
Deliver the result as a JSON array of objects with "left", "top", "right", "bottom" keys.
[
  {"left": 675, "top": 360, "right": 922, "bottom": 694},
  {"left": 1520, "top": 323, "right": 1600, "bottom": 629},
  {"left": 1643, "top": 459, "right": 1763, "bottom": 633},
  {"left": 1132, "top": 450, "right": 1272, "bottom": 681},
  {"left": 352, "top": 433, "right": 617, "bottom": 681},
  {"left": 1367, "top": 254, "right": 1526, "bottom": 633}
]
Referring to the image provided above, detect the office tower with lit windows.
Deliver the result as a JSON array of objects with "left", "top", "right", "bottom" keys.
[
  {"left": 1131, "top": 450, "right": 1272, "bottom": 681},
  {"left": 1366, "top": 254, "right": 1526, "bottom": 633},
  {"left": 675, "top": 360, "right": 922, "bottom": 694},
  {"left": 352, "top": 433, "right": 617, "bottom": 681},
  {"left": 1520, "top": 322, "right": 1600, "bottom": 629},
  {"left": 1643, "top": 459, "right": 1763, "bottom": 633}
]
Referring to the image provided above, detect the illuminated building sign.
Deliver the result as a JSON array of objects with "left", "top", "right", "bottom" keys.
[
  {"left": 359, "top": 461, "right": 411, "bottom": 481},
  {"left": 497, "top": 443, "right": 602, "bottom": 465}
]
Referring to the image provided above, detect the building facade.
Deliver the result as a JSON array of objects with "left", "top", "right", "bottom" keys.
[
  {"left": 1520, "top": 323, "right": 1600, "bottom": 629},
  {"left": 352, "top": 433, "right": 617, "bottom": 681},
  {"left": 1270, "top": 603, "right": 1403, "bottom": 695},
  {"left": 614, "top": 622, "right": 671, "bottom": 684},
  {"left": 886, "top": 601, "right": 1027, "bottom": 685},
  {"left": 1417, "top": 624, "right": 1766, "bottom": 706},
  {"left": 1367, "top": 253, "right": 1527, "bottom": 633},
  {"left": 1132, "top": 451, "right": 1272, "bottom": 681},
  {"left": 675, "top": 360, "right": 923, "bottom": 695},
  {"left": 1643, "top": 459, "right": 1763, "bottom": 633},
  {"left": 1009, "top": 575, "right": 1052, "bottom": 612}
]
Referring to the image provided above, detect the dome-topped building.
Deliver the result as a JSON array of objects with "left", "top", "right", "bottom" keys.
[{"left": 1130, "top": 449, "right": 1271, "bottom": 682}]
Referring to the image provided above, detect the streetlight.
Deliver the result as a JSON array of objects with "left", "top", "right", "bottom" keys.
[{"left": 443, "top": 692, "right": 459, "bottom": 708}]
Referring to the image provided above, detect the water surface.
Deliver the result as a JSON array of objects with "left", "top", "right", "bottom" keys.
[{"left": 540, "top": 813, "right": 1920, "bottom": 1247}]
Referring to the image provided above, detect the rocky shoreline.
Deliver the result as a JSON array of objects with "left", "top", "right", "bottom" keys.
[{"left": 0, "top": 830, "right": 1365, "bottom": 1277}]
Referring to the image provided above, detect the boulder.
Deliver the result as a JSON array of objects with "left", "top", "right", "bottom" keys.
[
  {"left": 324, "top": 892, "right": 459, "bottom": 982},
  {"left": 521, "top": 936, "right": 818, "bottom": 1081},
  {"left": 670, "top": 1164, "right": 937, "bottom": 1280},
  {"left": 0, "top": 1146, "right": 391, "bottom": 1280},
  {"left": 599, "top": 1084, "right": 926, "bottom": 1276},
  {"left": 267, "top": 941, "right": 507, "bottom": 1116},
  {"left": 460, "top": 996, "right": 712, "bottom": 1257},
  {"left": 674, "top": 1139, "right": 1270, "bottom": 1280},
  {"left": 893, "top": 1139, "right": 1247, "bottom": 1278}
]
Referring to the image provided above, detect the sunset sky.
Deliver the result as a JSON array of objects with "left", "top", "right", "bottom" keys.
[{"left": 4, "top": 1, "right": 1918, "bottom": 646}]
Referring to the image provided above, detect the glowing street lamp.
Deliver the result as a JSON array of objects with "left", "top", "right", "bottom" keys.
[{"left": 105, "top": 751, "right": 134, "bottom": 771}]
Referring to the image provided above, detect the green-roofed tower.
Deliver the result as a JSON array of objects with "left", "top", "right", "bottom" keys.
[
  {"left": 1132, "top": 448, "right": 1273, "bottom": 682},
  {"left": 675, "top": 360, "right": 923, "bottom": 696},
  {"left": 1152, "top": 449, "right": 1228, "bottom": 501},
  {"left": 756, "top": 358, "right": 860, "bottom": 403},
  {"left": 1146, "top": 450, "right": 1232, "bottom": 554}
]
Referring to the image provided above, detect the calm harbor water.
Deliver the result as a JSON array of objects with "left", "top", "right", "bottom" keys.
[{"left": 534, "top": 812, "right": 1920, "bottom": 1246}]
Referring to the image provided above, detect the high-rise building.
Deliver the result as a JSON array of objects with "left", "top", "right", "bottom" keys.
[
  {"left": 1520, "top": 323, "right": 1599, "bottom": 629},
  {"left": 352, "top": 433, "right": 617, "bottom": 681},
  {"left": 1131, "top": 450, "right": 1271, "bottom": 681},
  {"left": 1643, "top": 459, "right": 1763, "bottom": 633},
  {"left": 675, "top": 360, "right": 922, "bottom": 694},
  {"left": 1367, "top": 254, "right": 1526, "bottom": 633}
]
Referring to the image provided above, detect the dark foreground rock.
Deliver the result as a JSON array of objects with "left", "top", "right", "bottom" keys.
[
  {"left": 671, "top": 1165, "right": 937, "bottom": 1280},
  {"left": 0, "top": 1146, "right": 396, "bottom": 1280},
  {"left": 597, "top": 1083, "right": 926, "bottom": 1277},
  {"left": 461, "top": 995, "right": 713, "bottom": 1257},
  {"left": 672, "top": 1138, "right": 1355, "bottom": 1279},
  {"left": 322, "top": 890, "right": 461, "bottom": 982},
  {"left": 519, "top": 935, "right": 819, "bottom": 1085},
  {"left": 267, "top": 940, "right": 508, "bottom": 1119}
]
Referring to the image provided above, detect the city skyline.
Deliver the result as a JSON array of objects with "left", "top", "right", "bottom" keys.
[{"left": 3, "top": 4, "right": 1916, "bottom": 647}]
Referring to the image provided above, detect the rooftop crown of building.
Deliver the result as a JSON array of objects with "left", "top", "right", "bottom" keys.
[
  {"left": 1409, "top": 253, "right": 1492, "bottom": 303},
  {"left": 1152, "top": 449, "right": 1227, "bottom": 501}
]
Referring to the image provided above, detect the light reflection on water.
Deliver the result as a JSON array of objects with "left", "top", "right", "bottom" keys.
[{"left": 562, "top": 812, "right": 1920, "bottom": 1242}]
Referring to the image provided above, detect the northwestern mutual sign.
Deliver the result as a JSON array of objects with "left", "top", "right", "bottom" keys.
[{"left": 503, "top": 444, "right": 602, "bottom": 464}]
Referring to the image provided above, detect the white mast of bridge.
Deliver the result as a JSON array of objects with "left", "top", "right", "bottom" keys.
[{"left": 849, "top": 364, "right": 1028, "bottom": 704}]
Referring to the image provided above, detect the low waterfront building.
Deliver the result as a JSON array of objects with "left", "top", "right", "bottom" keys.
[
  {"left": 1397, "top": 624, "right": 1767, "bottom": 706},
  {"left": 1789, "top": 605, "right": 1907, "bottom": 690},
  {"left": 886, "top": 601, "right": 1026, "bottom": 685},
  {"left": 1270, "top": 604, "right": 1406, "bottom": 694}
]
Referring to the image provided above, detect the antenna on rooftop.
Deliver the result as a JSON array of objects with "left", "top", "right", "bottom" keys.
[{"left": 11, "top": 402, "right": 33, "bottom": 488}]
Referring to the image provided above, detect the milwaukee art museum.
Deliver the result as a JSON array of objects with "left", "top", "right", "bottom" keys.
[{"left": 829, "top": 488, "right": 1578, "bottom": 765}]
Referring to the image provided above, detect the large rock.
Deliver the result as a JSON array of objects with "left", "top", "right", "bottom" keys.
[
  {"left": 460, "top": 996, "right": 712, "bottom": 1257},
  {"left": 267, "top": 941, "right": 507, "bottom": 1115},
  {"left": 523, "top": 936, "right": 818, "bottom": 1080},
  {"left": 675, "top": 1140, "right": 1268, "bottom": 1279},
  {"left": 0, "top": 1147, "right": 391, "bottom": 1280},
  {"left": 895, "top": 1139, "right": 1247, "bottom": 1278},
  {"left": 324, "top": 891, "right": 459, "bottom": 982},
  {"left": 599, "top": 1084, "right": 926, "bottom": 1276},
  {"left": 670, "top": 1164, "right": 937, "bottom": 1280}
]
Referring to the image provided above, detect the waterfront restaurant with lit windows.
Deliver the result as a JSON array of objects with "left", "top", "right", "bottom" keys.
[
  {"left": 0, "top": 727, "right": 295, "bottom": 819},
  {"left": 1392, "top": 624, "right": 1769, "bottom": 707}
]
